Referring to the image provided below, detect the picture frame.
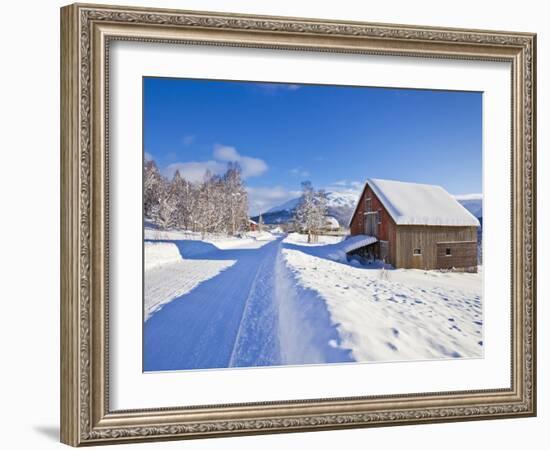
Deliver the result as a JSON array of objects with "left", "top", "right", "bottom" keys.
[{"left": 60, "top": 2, "right": 536, "bottom": 446}]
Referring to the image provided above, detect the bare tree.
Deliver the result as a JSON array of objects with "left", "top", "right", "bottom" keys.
[
  {"left": 223, "top": 162, "right": 249, "bottom": 235},
  {"left": 144, "top": 160, "right": 165, "bottom": 220}
]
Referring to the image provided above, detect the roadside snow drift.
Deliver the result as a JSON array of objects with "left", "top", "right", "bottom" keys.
[
  {"left": 145, "top": 227, "right": 276, "bottom": 249},
  {"left": 144, "top": 242, "right": 183, "bottom": 271},
  {"left": 144, "top": 241, "right": 235, "bottom": 321}
]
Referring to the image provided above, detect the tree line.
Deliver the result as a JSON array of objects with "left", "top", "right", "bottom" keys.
[{"left": 144, "top": 159, "right": 249, "bottom": 235}]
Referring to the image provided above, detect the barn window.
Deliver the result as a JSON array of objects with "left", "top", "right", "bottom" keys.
[
  {"left": 446, "top": 247, "right": 452, "bottom": 256},
  {"left": 413, "top": 248, "right": 422, "bottom": 256},
  {"left": 365, "top": 197, "right": 372, "bottom": 212},
  {"left": 377, "top": 209, "right": 382, "bottom": 224}
]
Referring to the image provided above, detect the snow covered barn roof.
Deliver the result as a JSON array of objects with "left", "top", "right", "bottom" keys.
[{"left": 349, "top": 178, "right": 480, "bottom": 227}]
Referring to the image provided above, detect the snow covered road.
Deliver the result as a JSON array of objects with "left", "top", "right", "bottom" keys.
[{"left": 143, "top": 236, "right": 352, "bottom": 371}]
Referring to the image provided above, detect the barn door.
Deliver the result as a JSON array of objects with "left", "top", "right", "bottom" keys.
[{"left": 364, "top": 212, "right": 378, "bottom": 236}]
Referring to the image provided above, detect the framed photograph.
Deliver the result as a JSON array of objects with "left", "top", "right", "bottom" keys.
[{"left": 60, "top": 3, "right": 537, "bottom": 446}]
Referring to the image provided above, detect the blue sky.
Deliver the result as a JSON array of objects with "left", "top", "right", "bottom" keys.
[{"left": 144, "top": 77, "right": 482, "bottom": 216}]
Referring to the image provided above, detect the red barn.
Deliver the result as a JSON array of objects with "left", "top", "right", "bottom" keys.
[
  {"left": 248, "top": 219, "right": 258, "bottom": 232},
  {"left": 348, "top": 179, "right": 480, "bottom": 271}
]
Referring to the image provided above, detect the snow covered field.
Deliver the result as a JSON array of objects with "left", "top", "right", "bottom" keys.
[
  {"left": 143, "top": 229, "right": 483, "bottom": 371},
  {"left": 283, "top": 242, "right": 483, "bottom": 362}
]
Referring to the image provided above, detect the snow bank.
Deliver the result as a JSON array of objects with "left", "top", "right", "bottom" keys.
[
  {"left": 145, "top": 258, "right": 235, "bottom": 321},
  {"left": 282, "top": 248, "right": 483, "bottom": 362},
  {"left": 283, "top": 233, "right": 345, "bottom": 246},
  {"left": 143, "top": 229, "right": 278, "bottom": 320},
  {"left": 144, "top": 227, "right": 276, "bottom": 250},
  {"left": 144, "top": 242, "right": 182, "bottom": 271},
  {"left": 245, "top": 231, "right": 277, "bottom": 242}
]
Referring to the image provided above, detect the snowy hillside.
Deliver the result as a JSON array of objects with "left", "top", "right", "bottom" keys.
[
  {"left": 254, "top": 190, "right": 359, "bottom": 226},
  {"left": 264, "top": 197, "right": 301, "bottom": 214},
  {"left": 454, "top": 194, "right": 483, "bottom": 262},
  {"left": 454, "top": 194, "right": 483, "bottom": 218}
]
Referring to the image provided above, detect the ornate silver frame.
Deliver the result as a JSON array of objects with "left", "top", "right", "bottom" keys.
[{"left": 60, "top": 3, "right": 536, "bottom": 446}]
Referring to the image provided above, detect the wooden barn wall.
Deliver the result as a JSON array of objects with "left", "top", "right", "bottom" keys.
[
  {"left": 436, "top": 241, "right": 478, "bottom": 270},
  {"left": 349, "top": 196, "right": 364, "bottom": 236},
  {"left": 396, "top": 226, "right": 477, "bottom": 269},
  {"left": 349, "top": 184, "right": 397, "bottom": 266}
]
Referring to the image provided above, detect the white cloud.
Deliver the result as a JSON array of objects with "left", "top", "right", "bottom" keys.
[
  {"left": 144, "top": 152, "right": 153, "bottom": 162},
  {"left": 246, "top": 186, "right": 301, "bottom": 216},
  {"left": 213, "top": 144, "right": 268, "bottom": 178},
  {"left": 162, "top": 144, "right": 268, "bottom": 182},
  {"left": 163, "top": 160, "right": 225, "bottom": 182},
  {"left": 290, "top": 168, "right": 310, "bottom": 178},
  {"left": 213, "top": 144, "right": 240, "bottom": 162},
  {"left": 325, "top": 179, "right": 364, "bottom": 193},
  {"left": 332, "top": 180, "right": 348, "bottom": 186},
  {"left": 256, "top": 83, "right": 301, "bottom": 94}
]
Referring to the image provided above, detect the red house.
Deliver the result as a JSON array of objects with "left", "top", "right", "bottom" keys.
[
  {"left": 348, "top": 179, "right": 480, "bottom": 271},
  {"left": 248, "top": 219, "right": 258, "bottom": 232}
]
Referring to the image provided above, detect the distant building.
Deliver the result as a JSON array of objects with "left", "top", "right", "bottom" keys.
[
  {"left": 324, "top": 216, "right": 340, "bottom": 231},
  {"left": 248, "top": 219, "right": 258, "bottom": 232},
  {"left": 348, "top": 179, "right": 480, "bottom": 271}
]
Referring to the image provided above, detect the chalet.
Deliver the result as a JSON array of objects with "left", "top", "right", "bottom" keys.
[
  {"left": 324, "top": 216, "right": 340, "bottom": 231},
  {"left": 348, "top": 179, "right": 480, "bottom": 271},
  {"left": 248, "top": 219, "right": 258, "bottom": 232}
]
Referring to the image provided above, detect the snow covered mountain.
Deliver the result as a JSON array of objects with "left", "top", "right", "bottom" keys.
[
  {"left": 253, "top": 190, "right": 360, "bottom": 226},
  {"left": 454, "top": 194, "right": 483, "bottom": 263},
  {"left": 454, "top": 194, "right": 483, "bottom": 219}
]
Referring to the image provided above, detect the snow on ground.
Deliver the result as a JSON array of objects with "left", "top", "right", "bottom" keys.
[
  {"left": 143, "top": 228, "right": 484, "bottom": 370},
  {"left": 144, "top": 242, "right": 183, "bottom": 271},
  {"left": 283, "top": 232, "right": 346, "bottom": 246},
  {"left": 145, "top": 258, "right": 235, "bottom": 321},
  {"left": 283, "top": 233, "right": 376, "bottom": 263},
  {"left": 143, "top": 239, "right": 236, "bottom": 321},
  {"left": 145, "top": 227, "right": 276, "bottom": 249},
  {"left": 282, "top": 244, "right": 483, "bottom": 363},
  {"left": 144, "top": 228, "right": 277, "bottom": 321}
]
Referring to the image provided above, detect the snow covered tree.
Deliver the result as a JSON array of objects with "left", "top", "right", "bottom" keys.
[
  {"left": 164, "top": 170, "right": 192, "bottom": 229},
  {"left": 143, "top": 160, "right": 165, "bottom": 220},
  {"left": 258, "top": 213, "right": 264, "bottom": 232},
  {"left": 222, "top": 162, "right": 249, "bottom": 235},
  {"left": 144, "top": 158, "right": 250, "bottom": 235},
  {"left": 294, "top": 181, "right": 328, "bottom": 243}
]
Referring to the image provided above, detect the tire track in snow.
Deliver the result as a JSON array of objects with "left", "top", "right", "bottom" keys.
[{"left": 228, "top": 239, "right": 281, "bottom": 367}]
